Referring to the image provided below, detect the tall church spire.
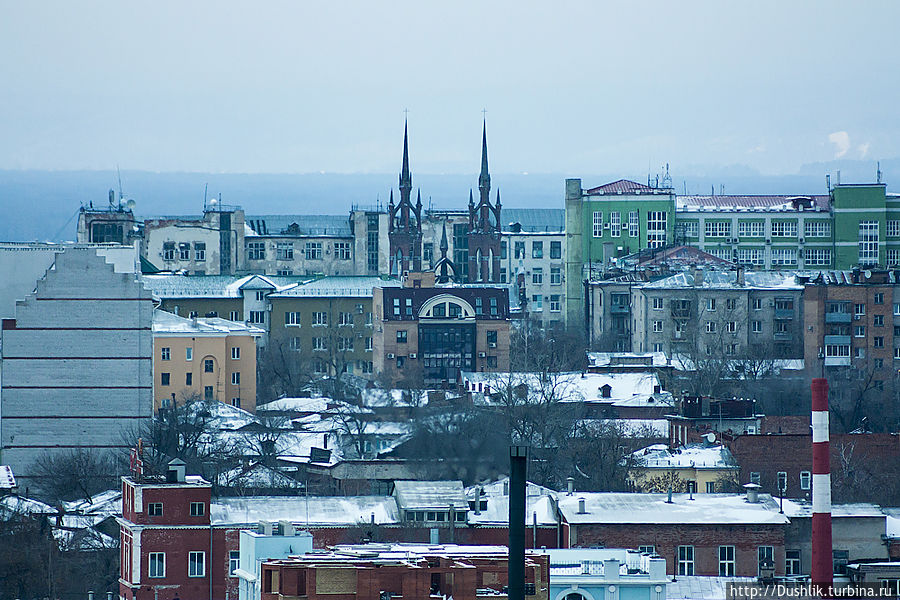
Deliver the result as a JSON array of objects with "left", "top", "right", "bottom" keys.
[
  {"left": 400, "top": 120, "right": 412, "bottom": 193},
  {"left": 478, "top": 120, "right": 490, "bottom": 194}
]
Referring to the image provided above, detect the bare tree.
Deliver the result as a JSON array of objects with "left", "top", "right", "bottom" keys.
[
  {"left": 257, "top": 337, "right": 316, "bottom": 403},
  {"left": 31, "top": 449, "right": 124, "bottom": 504}
]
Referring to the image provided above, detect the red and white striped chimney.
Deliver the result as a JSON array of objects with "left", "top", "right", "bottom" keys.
[{"left": 811, "top": 377, "right": 833, "bottom": 588}]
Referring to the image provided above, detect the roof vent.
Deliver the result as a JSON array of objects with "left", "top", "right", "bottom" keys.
[
  {"left": 577, "top": 498, "right": 587, "bottom": 514},
  {"left": 744, "top": 482, "right": 761, "bottom": 503},
  {"left": 166, "top": 458, "right": 186, "bottom": 483}
]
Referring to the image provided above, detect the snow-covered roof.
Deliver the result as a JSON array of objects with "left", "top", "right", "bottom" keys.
[
  {"left": 393, "top": 480, "right": 467, "bottom": 510},
  {"left": 152, "top": 309, "right": 265, "bottom": 336},
  {"left": 269, "top": 276, "right": 401, "bottom": 298},
  {"left": 557, "top": 493, "right": 789, "bottom": 525},
  {"left": 884, "top": 508, "right": 900, "bottom": 538},
  {"left": 0, "top": 494, "right": 54, "bottom": 517},
  {"left": 640, "top": 270, "right": 802, "bottom": 290},
  {"left": 217, "top": 462, "right": 301, "bottom": 489},
  {"left": 667, "top": 576, "right": 757, "bottom": 600},
  {"left": 211, "top": 495, "right": 399, "bottom": 526},
  {"left": 461, "top": 371, "right": 662, "bottom": 403},
  {"left": 676, "top": 194, "right": 830, "bottom": 212},
  {"left": 141, "top": 273, "right": 306, "bottom": 299},
  {"left": 467, "top": 494, "right": 557, "bottom": 526},
  {"left": 781, "top": 499, "right": 884, "bottom": 519},
  {"left": 257, "top": 396, "right": 334, "bottom": 414},
  {"left": 0, "top": 466, "right": 15, "bottom": 489},
  {"left": 587, "top": 352, "right": 671, "bottom": 369},
  {"left": 63, "top": 489, "right": 122, "bottom": 517},
  {"left": 631, "top": 443, "right": 738, "bottom": 469}
]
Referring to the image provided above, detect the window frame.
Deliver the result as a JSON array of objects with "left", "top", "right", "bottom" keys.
[
  {"left": 188, "top": 551, "right": 206, "bottom": 578},
  {"left": 149, "top": 552, "right": 166, "bottom": 578}
]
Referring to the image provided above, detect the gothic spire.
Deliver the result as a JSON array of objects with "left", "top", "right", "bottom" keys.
[
  {"left": 416, "top": 189, "right": 422, "bottom": 209},
  {"left": 468, "top": 189, "right": 474, "bottom": 207},
  {"left": 440, "top": 221, "right": 449, "bottom": 255},
  {"left": 478, "top": 120, "right": 490, "bottom": 193},
  {"left": 400, "top": 120, "right": 412, "bottom": 191}
]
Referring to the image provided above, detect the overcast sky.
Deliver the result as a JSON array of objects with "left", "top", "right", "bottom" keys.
[{"left": 1, "top": 1, "right": 898, "bottom": 176}]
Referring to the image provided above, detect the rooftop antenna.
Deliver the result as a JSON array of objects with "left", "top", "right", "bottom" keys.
[
  {"left": 203, "top": 183, "right": 208, "bottom": 211},
  {"left": 720, "top": 184, "right": 725, "bottom": 195},
  {"left": 877, "top": 161, "right": 882, "bottom": 184},
  {"left": 115, "top": 165, "right": 124, "bottom": 207},
  {"left": 711, "top": 184, "right": 715, "bottom": 196}
]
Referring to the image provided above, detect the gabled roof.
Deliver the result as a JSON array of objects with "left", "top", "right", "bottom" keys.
[
  {"left": 141, "top": 274, "right": 307, "bottom": 299},
  {"left": 585, "top": 179, "right": 669, "bottom": 195},
  {"left": 393, "top": 480, "right": 467, "bottom": 510}
]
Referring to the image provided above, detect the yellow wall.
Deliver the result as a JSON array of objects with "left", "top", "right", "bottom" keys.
[
  {"left": 628, "top": 466, "right": 740, "bottom": 493},
  {"left": 153, "top": 333, "right": 258, "bottom": 413}
]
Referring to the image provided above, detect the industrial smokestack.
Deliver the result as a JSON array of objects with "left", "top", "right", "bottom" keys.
[
  {"left": 811, "top": 378, "right": 833, "bottom": 590},
  {"left": 509, "top": 446, "right": 527, "bottom": 600}
]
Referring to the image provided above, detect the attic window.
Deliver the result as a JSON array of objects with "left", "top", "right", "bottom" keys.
[{"left": 599, "top": 384, "right": 613, "bottom": 399}]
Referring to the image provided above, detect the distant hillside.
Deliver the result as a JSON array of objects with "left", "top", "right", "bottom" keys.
[{"left": 0, "top": 166, "right": 895, "bottom": 242}]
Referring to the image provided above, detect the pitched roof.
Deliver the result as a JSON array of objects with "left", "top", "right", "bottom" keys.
[
  {"left": 141, "top": 274, "right": 306, "bottom": 298},
  {"left": 269, "top": 276, "right": 401, "bottom": 298},
  {"left": 585, "top": 179, "right": 663, "bottom": 195},
  {"left": 393, "top": 480, "right": 467, "bottom": 510}
]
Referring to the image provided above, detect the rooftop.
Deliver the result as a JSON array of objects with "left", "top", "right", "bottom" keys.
[
  {"left": 245, "top": 214, "right": 352, "bottom": 237},
  {"left": 152, "top": 309, "right": 265, "bottom": 335},
  {"left": 393, "top": 480, "right": 468, "bottom": 510},
  {"left": 676, "top": 194, "right": 830, "bottom": 212},
  {"left": 141, "top": 273, "right": 306, "bottom": 298},
  {"left": 501, "top": 208, "right": 565, "bottom": 233},
  {"left": 640, "top": 270, "right": 802, "bottom": 290},
  {"left": 461, "top": 371, "right": 663, "bottom": 403},
  {"left": 268, "top": 276, "right": 401, "bottom": 298},
  {"left": 585, "top": 179, "right": 672, "bottom": 196},
  {"left": 211, "top": 495, "right": 399, "bottom": 527},
  {"left": 631, "top": 443, "right": 738, "bottom": 469},
  {"left": 781, "top": 499, "right": 884, "bottom": 519},
  {"left": 0, "top": 466, "right": 15, "bottom": 489}
]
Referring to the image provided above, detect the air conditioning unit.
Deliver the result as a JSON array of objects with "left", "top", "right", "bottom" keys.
[
  {"left": 854, "top": 315, "right": 861, "bottom": 321},
  {"left": 488, "top": 342, "right": 497, "bottom": 348},
  {"left": 674, "top": 331, "right": 683, "bottom": 339},
  {"left": 387, "top": 353, "right": 395, "bottom": 359},
  {"left": 478, "top": 351, "right": 487, "bottom": 358},
  {"left": 604, "top": 223, "right": 610, "bottom": 229},
  {"left": 408, "top": 353, "right": 417, "bottom": 359}
]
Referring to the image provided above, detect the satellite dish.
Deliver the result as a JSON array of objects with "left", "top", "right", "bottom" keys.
[
  {"left": 864, "top": 270, "right": 872, "bottom": 279},
  {"left": 210, "top": 198, "right": 218, "bottom": 206},
  {"left": 126, "top": 199, "right": 136, "bottom": 210},
  {"left": 705, "top": 432, "right": 716, "bottom": 444}
]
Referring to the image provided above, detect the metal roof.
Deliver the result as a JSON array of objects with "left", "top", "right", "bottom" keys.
[
  {"left": 585, "top": 179, "right": 671, "bottom": 195},
  {"left": 245, "top": 215, "right": 352, "bottom": 237},
  {"left": 677, "top": 194, "right": 831, "bottom": 212},
  {"left": 501, "top": 208, "right": 565, "bottom": 233},
  {"left": 269, "top": 276, "right": 401, "bottom": 298},
  {"left": 640, "top": 270, "right": 802, "bottom": 290},
  {"left": 141, "top": 274, "right": 307, "bottom": 298},
  {"left": 393, "top": 480, "right": 468, "bottom": 510}
]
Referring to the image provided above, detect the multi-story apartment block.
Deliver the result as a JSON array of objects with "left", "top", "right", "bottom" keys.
[
  {"left": 243, "top": 215, "right": 361, "bottom": 277},
  {"left": 0, "top": 248, "right": 154, "bottom": 484},
  {"left": 590, "top": 269, "right": 803, "bottom": 358},
  {"left": 373, "top": 272, "right": 511, "bottom": 386},
  {"left": 566, "top": 176, "right": 896, "bottom": 325},
  {"left": 152, "top": 310, "right": 263, "bottom": 413},
  {"left": 267, "top": 276, "right": 402, "bottom": 378},
  {"left": 802, "top": 269, "right": 897, "bottom": 388}
]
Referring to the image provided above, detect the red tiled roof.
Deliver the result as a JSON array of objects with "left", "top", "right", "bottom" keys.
[{"left": 585, "top": 179, "right": 659, "bottom": 195}]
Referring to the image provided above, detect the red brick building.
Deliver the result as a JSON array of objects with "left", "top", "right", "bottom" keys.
[{"left": 259, "top": 544, "right": 549, "bottom": 600}]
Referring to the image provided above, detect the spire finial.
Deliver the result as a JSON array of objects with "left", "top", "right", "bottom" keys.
[
  {"left": 416, "top": 189, "right": 422, "bottom": 207},
  {"left": 400, "top": 118, "right": 411, "bottom": 190},
  {"left": 469, "top": 189, "right": 474, "bottom": 206},
  {"left": 440, "top": 221, "right": 449, "bottom": 255},
  {"left": 479, "top": 118, "right": 490, "bottom": 191}
]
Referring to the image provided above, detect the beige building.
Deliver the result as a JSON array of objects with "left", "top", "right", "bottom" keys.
[
  {"left": 152, "top": 310, "right": 263, "bottom": 413},
  {"left": 628, "top": 442, "right": 740, "bottom": 494}
]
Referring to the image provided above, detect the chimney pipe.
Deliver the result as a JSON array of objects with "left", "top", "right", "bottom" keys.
[
  {"left": 509, "top": 446, "right": 528, "bottom": 600},
  {"left": 577, "top": 498, "right": 586, "bottom": 514},
  {"left": 566, "top": 477, "right": 575, "bottom": 496},
  {"left": 811, "top": 377, "right": 833, "bottom": 590}
]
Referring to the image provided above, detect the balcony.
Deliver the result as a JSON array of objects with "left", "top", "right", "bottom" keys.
[
  {"left": 824, "top": 356, "right": 851, "bottom": 367},
  {"left": 825, "top": 312, "right": 852, "bottom": 324},
  {"left": 774, "top": 308, "right": 794, "bottom": 320},
  {"left": 610, "top": 304, "right": 631, "bottom": 314},
  {"left": 824, "top": 335, "right": 851, "bottom": 346},
  {"left": 774, "top": 332, "right": 793, "bottom": 341}
]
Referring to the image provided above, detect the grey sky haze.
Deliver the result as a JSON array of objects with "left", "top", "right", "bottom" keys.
[{"left": 2, "top": 0, "right": 898, "bottom": 175}]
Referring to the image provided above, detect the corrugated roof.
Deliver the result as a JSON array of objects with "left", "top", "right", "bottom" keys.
[
  {"left": 585, "top": 180, "right": 667, "bottom": 195},
  {"left": 245, "top": 215, "right": 352, "bottom": 237},
  {"left": 677, "top": 194, "right": 831, "bottom": 212},
  {"left": 269, "top": 276, "right": 402, "bottom": 298},
  {"left": 393, "top": 480, "right": 467, "bottom": 510},
  {"left": 501, "top": 208, "right": 565, "bottom": 233}
]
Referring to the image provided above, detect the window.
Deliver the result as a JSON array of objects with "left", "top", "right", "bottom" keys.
[
  {"left": 338, "top": 337, "right": 354, "bottom": 352},
  {"left": 231, "top": 372, "right": 240, "bottom": 385},
  {"left": 786, "top": 550, "right": 801, "bottom": 576},
  {"left": 339, "top": 312, "right": 353, "bottom": 326},
  {"left": 805, "top": 248, "right": 832, "bottom": 266},
  {"left": 706, "top": 321, "right": 717, "bottom": 333},
  {"left": 889, "top": 250, "right": 900, "bottom": 267},
  {"left": 705, "top": 221, "right": 730, "bottom": 238},
  {"left": 854, "top": 326, "right": 866, "bottom": 337},
  {"left": 305, "top": 242, "right": 322, "bottom": 260},
  {"left": 875, "top": 314, "right": 885, "bottom": 327},
  {"left": 652, "top": 298, "right": 663, "bottom": 310},
  {"left": 753, "top": 298, "right": 762, "bottom": 310},
  {"left": 726, "top": 321, "right": 737, "bottom": 333},
  {"left": 889, "top": 220, "right": 900, "bottom": 237},
  {"left": 647, "top": 211, "right": 667, "bottom": 247},
  {"left": 312, "top": 337, "right": 326, "bottom": 351},
  {"left": 277, "top": 269, "right": 293, "bottom": 276},
  {"left": 204, "top": 385, "right": 214, "bottom": 400},
  {"left": 629, "top": 211, "right": 641, "bottom": 237},
  {"left": 188, "top": 551, "right": 206, "bottom": 578},
  {"left": 194, "top": 242, "right": 206, "bottom": 261},
  {"left": 805, "top": 220, "right": 831, "bottom": 237},
  {"left": 610, "top": 212, "right": 621, "bottom": 237},
  {"left": 736, "top": 248, "right": 764, "bottom": 266},
  {"left": 190, "top": 502, "right": 205, "bottom": 517},
  {"left": 854, "top": 303, "right": 865, "bottom": 316},
  {"left": 149, "top": 552, "right": 165, "bottom": 578},
  {"left": 800, "top": 471, "right": 811, "bottom": 490},
  {"left": 550, "top": 267, "right": 562, "bottom": 285},
  {"left": 289, "top": 337, "right": 301, "bottom": 351},
  {"left": 719, "top": 546, "right": 736, "bottom": 577},
  {"left": 204, "top": 359, "right": 214, "bottom": 373},
  {"left": 750, "top": 471, "right": 761, "bottom": 485},
  {"left": 163, "top": 242, "right": 176, "bottom": 261},
  {"left": 833, "top": 550, "right": 850, "bottom": 575},
  {"left": 677, "top": 545, "right": 694, "bottom": 576},
  {"left": 771, "top": 221, "right": 798, "bottom": 237},
  {"left": 312, "top": 312, "right": 328, "bottom": 326},
  {"left": 532, "top": 268, "right": 543, "bottom": 284},
  {"left": 854, "top": 347, "right": 865, "bottom": 359},
  {"left": 638, "top": 545, "right": 655, "bottom": 554},
  {"left": 275, "top": 242, "right": 294, "bottom": 260},
  {"left": 680, "top": 220, "right": 698, "bottom": 238},
  {"left": 514, "top": 241, "right": 526, "bottom": 259},
  {"left": 487, "top": 355, "right": 498, "bottom": 368},
  {"left": 550, "top": 241, "right": 562, "bottom": 259},
  {"left": 752, "top": 320, "right": 762, "bottom": 333},
  {"left": 875, "top": 336, "right": 885, "bottom": 348},
  {"left": 532, "top": 294, "right": 542, "bottom": 310},
  {"left": 178, "top": 243, "right": 191, "bottom": 260},
  {"left": 161, "top": 372, "right": 170, "bottom": 386},
  {"left": 592, "top": 211, "right": 603, "bottom": 237},
  {"left": 500, "top": 241, "right": 507, "bottom": 260},
  {"left": 875, "top": 358, "right": 884, "bottom": 370},
  {"left": 532, "top": 241, "right": 543, "bottom": 258},
  {"left": 875, "top": 292, "right": 885, "bottom": 305},
  {"left": 777, "top": 471, "right": 788, "bottom": 492},
  {"left": 549, "top": 295, "right": 561, "bottom": 312},
  {"left": 758, "top": 546, "right": 774, "bottom": 576},
  {"left": 771, "top": 248, "right": 797, "bottom": 266},
  {"left": 706, "top": 481, "right": 716, "bottom": 493},
  {"left": 738, "top": 221, "right": 765, "bottom": 237},
  {"left": 248, "top": 311, "right": 265, "bottom": 324},
  {"left": 334, "top": 242, "right": 351, "bottom": 260},
  {"left": 653, "top": 343, "right": 663, "bottom": 352},
  {"left": 653, "top": 320, "right": 664, "bottom": 333},
  {"left": 148, "top": 502, "right": 163, "bottom": 516},
  {"left": 285, "top": 311, "right": 301, "bottom": 326},
  {"left": 248, "top": 241, "right": 266, "bottom": 260},
  {"left": 229, "top": 551, "right": 240, "bottom": 577},
  {"left": 859, "top": 221, "right": 879, "bottom": 264},
  {"left": 726, "top": 298, "right": 736, "bottom": 310},
  {"left": 490, "top": 296, "right": 498, "bottom": 316},
  {"left": 185, "top": 372, "right": 192, "bottom": 386},
  {"left": 706, "top": 298, "right": 716, "bottom": 311},
  {"left": 487, "top": 330, "right": 498, "bottom": 346},
  {"left": 365, "top": 337, "right": 372, "bottom": 352},
  {"left": 230, "top": 310, "right": 240, "bottom": 321}
]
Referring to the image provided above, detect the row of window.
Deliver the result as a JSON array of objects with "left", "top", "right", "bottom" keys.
[
  {"left": 160, "top": 347, "right": 240, "bottom": 361},
  {"left": 673, "top": 545, "right": 784, "bottom": 577},
  {"left": 159, "top": 371, "right": 241, "bottom": 386},
  {"left": 530, "top": 294, "right": 562, "bottom": 312},
  {"left": 149, "top": 550, "right": 239, "bottom": 579},
  {"left": 649, "top": 297, "right": 794, "bottom": 311},
  {"left": 404, "top": 510, "right": 467, "bottom": 522},
  {"left": 701, "top": 247, "right": 832, "bottom": 266},
  {"left": 284, "top": 336, "right": 373, "bottom": 354},
  {"left": 284, "top": 310, "right": 371, "bottom": 327},
  {"left": 162, "top": 242, "right": 206, "bottom": 262},
  {"left": 247, "top": 241, "right": 352, "bottom": 261},
  {"left": 504, "top": 240, "right": 563, "bottom": 260},
  {"left": 748, "top": 470, "right": 811, "bottom": 491},
  {"left": 530, "top": 267, "right": 563, "bottom": 285},
  {"left": 592, "top": 211, "right": 647, "bottom": 239},
  {"left": 146, "top": 501, "right": 205, "bottom": 516},
  {"left": 689, "top": 220, "right": 831, "bottom": 239}
]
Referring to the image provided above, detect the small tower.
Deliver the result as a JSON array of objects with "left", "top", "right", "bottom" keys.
[
  {"left": 389, "top": 121, "right": 423, "bottom": 275},
  {"left": 434, "top": 222, "right": 458, "bottom": 284},
  {"left": 466, "top": 121, "right": 502, "bottom": 282}
]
